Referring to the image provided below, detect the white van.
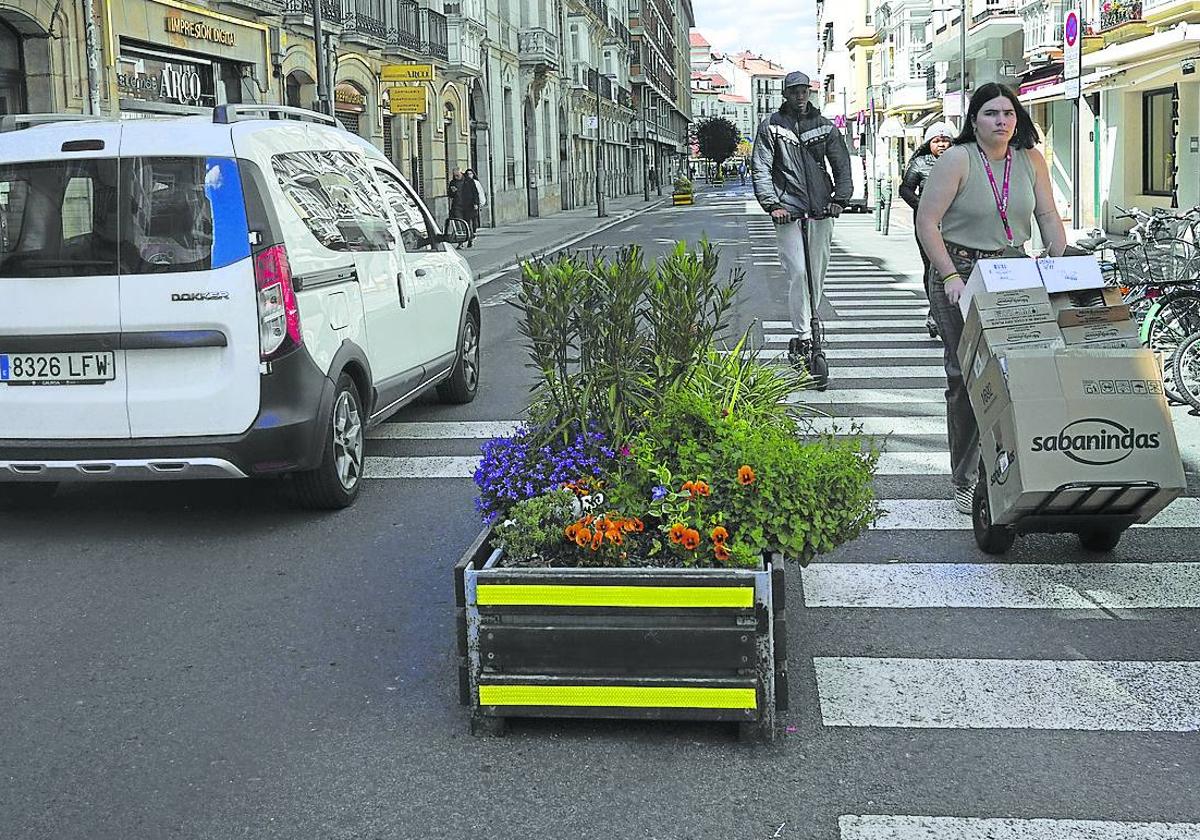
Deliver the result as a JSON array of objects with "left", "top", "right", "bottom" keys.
[{"left": 0, "top": 106, "right": 480, "bottom": 509}]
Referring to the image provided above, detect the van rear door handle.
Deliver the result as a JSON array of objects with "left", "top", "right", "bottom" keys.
[{"left": 414, "top": 268, "right": 427, "bottom": 277}]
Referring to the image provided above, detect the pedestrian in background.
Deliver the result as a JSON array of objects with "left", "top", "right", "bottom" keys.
[
  {"left": 899, "top": 121, "right": 955, "bottom": 338},
  {"left": 465, "top": 168, "right": 486, "bottom": 237},
  {"left": 447, "top": 167, "right": 478, "bottom": 248},
  {"left": 737, "top": 160, "right": 747, "bottom": 184},
  {"left": 751, "top": 69, "right": 853, "bottom": 378},
  {"left": 916, "top": 82, "right": 1067, "bottom": 514}
]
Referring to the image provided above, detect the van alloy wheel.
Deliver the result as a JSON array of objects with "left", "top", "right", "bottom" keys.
[
  {"left": 461, "top": 317, "right": 479, "bottom": 392},
  {"left": 332, "top": 390, "right": 364, "bottom": 491}
]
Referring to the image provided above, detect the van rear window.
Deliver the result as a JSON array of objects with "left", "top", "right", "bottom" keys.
[{"left": 0, "top": 156, "right": 250, "bottom": 279}]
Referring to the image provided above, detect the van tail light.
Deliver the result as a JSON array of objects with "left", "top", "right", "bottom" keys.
[{"left": 254, "top": 244, "right": 302, "bottom": 361}]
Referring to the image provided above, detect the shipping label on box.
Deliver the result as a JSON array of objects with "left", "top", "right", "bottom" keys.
[
  {"left": 958, "top": 258, "right": 1044, "bottom": 318},
  {"left": 1036, "top": 256, "right": 1105, "bottom": 293},
  {"left": 979, "top": 349, "right": 1186, "bottom": 526},
  {"left": 1061, "top": 319, "right": 1140, "bottom": 348}
]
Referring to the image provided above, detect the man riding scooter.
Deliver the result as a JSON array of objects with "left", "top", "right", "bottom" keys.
[{"left": 750, "top": 71, "right": 853, "bottom": 388}]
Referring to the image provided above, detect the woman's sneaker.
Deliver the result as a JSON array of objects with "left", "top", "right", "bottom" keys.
[{"left": 954, "top": 484, "right": 975, "bottom": 515}]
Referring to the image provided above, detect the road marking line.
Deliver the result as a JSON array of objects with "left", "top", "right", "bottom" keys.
[
  {"left": 803, "top": 415, "right": 947, "bottom": 434},
  {"left": 872, "top": 497, "right": 1200, "bottom": 529},
  {"left": 839, "top": 815, "right": 1200, "bottom": 840},
  {"left": 786, "top": 388, "right": 946, "bottom": 404},
  {"left": 814, "top": 657, "right": 1200, "bottom": 731},
  {"left": 365, "top": 456, "right": 477, "bottom": 479},
  {"left": 803, "top": 562, "right": 1200, "bottom": 609},
  {"left": 823, "top": 347, "right": 944, "bottom": 360},
  {"left": 368, "top": 421, "right": 520, "bottom": 439},
  {"left": 764, "top": 320, "right": 929, "bottom": 330}
]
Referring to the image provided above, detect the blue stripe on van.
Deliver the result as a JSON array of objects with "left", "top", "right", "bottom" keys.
[{"left": 205, "top": 157, "right": 251, "bottom": 269}]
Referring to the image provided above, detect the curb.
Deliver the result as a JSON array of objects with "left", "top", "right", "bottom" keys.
[{"left": 472, "top": 197, "right": 670, "bottom": 287}]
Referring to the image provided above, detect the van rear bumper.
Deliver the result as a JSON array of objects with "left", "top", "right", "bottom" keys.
[{"left": 0, "top": 348, "right": 334, "bottom": 480}]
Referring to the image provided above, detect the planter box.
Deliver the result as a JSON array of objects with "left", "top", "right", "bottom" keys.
[
  {"left": 672, "top": 193, "right": 694, "bottom": 206},
  {"left": 454, "top": 528, "right": 788, "bottom": 741}
]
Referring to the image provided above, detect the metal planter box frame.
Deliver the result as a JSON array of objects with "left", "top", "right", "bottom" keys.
[{"left": 454, "top": 528, "right": 788, "bottom": 741}]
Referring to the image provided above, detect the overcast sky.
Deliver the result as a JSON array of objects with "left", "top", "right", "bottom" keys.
[{"left": 691, "top": 0, "right": 818, "bottom": 76}]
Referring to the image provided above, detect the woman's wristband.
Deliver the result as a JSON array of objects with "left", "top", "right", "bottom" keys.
[{"left": 941, "top": 271, "right": 962, "bottom": 284}]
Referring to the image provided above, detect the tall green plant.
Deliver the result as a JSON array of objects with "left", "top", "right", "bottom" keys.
[{"left": 514, "top": 241, "right": 742, "bottom": 448}]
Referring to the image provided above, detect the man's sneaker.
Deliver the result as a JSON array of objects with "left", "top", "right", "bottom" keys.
[
  {"left": 787, "top": 336, "right": 812, "bottom": 369},
  {"left": 954, "top": 484, "right": 976, "bottom": 515}
]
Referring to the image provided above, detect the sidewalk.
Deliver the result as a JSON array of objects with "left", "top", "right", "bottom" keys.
[{"left": 459, "top": 189, "right": 676, "bottom": 281}]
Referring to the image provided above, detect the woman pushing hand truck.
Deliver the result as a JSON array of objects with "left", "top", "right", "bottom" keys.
[{"left": 915, "top": 82, "right": 1068, "bottom": 515}]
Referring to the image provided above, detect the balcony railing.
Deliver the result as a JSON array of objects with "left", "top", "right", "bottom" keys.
[
  {"left": 422, "top": 8, "right": 449, "bottom": 59},
  {"left": 1100, "top": 0, "right": 1142, "bottom": 29},
  {"left": 282, "top": 0, "right": 344, "bottom": 25},
  {"left": 586, "top": 0, "right": 605, "bottom": 21},
  {"left": 343, "top": 0, "right": 387, "bottom": 42},
  {"left": 386, "top": 0, "right": 422, "bottom": 52},
  {"left": 518, "top": 27, "right": 559, "bottom": 70}
]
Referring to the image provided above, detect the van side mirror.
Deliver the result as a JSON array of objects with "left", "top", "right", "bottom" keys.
[{"left": 442, "top": 218, "right": 471, "bottom": 245}]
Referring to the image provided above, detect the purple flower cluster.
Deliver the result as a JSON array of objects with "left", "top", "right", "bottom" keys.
[{"left": 474, "top": 424, "right": 616, "bottom": 522}]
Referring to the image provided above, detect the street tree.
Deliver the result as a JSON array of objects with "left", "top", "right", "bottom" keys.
[{"left": 696, "top": 117, "right": 739, "bottom": 168}]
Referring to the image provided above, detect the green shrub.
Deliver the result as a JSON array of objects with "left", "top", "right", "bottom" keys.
[{"left": 493, "top": 489, "right": 578, "bottom": 565}]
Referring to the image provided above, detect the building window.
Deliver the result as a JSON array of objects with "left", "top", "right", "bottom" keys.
[
  {"left": 1142, "top": 87, "right": 1173, "bottom": 197},
  {"left": 0, "top": 19, "right": 27, "bottom": 115}
]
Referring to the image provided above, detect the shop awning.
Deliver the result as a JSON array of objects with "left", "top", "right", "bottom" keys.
[
  {"left": 1083, "top": 21, "right": 1200, "bottom": 70},
  {"left": 877, "top": 115, "right": 907, "bottom": 139},
  {"left": 1017, "top": 67, "right": 1122, "bottom": 104},
  {"left": 904, "top": 110, "right": 943, "bottom": 137}
]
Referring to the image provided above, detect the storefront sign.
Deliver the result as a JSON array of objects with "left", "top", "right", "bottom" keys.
[
  {"left": 381, "top": 64, "right": 434, "bottom": 82},
  {"left": 334, "top": 83, "right": 366, "bottom": 112},
  {"left": 388, "top": 87, "right": 426, "bottom": 115},
  {"left": 165, "top": 15, "right": 237, "bottom": 46},
  {"left": 117, "top": 53, "right": 211, "bottom": 106}
]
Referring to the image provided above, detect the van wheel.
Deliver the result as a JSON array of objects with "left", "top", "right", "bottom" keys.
[
  {"left": 293, "top": 374, "right": 365, "bottom": 510},
  {"left": 0, "top": 482, "right": 59, "bottom": 510},
  {"left": 438, "top": 310, "right": 480, "bottom": 404}
]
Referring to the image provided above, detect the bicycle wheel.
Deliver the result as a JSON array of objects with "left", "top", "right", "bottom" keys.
[
  {"left": 1172, "top": 329, "right": 1200, "bottom": 412},
  {"left": 1141, "top": 290, "right": 1200, "bottom": 403}
]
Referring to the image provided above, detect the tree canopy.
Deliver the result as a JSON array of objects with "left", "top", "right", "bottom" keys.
[{"left": 696, "top": 118, "right": 740, "bottom": 167}]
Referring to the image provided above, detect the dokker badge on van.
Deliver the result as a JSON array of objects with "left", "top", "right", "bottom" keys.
[
  {"left": 172, "top": 292, "right": 230, "bottom": 302},
  {"left": 1030, "top": 418, "right": 1160, "bottom": 466}
]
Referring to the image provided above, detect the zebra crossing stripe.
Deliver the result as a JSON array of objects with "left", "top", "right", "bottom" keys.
[
  {"left": 801, "top": 562, "right": 1200, "bottom": 609},
  {"left": 822, "top": 347, "right": 944, "bottom": 360},
  {"left": 365, "top": 456, "right": 476, "bottom": 479},
  {"left": 802, "top": 415, "right": 947, "bottom": 434},
  {"left": 832, "top": 300, "right": 930, "bottom": 309},
  {"left": 838, "top": 815, "right": 1200, "bottom": 839},
  {"left": 764, "top": 320, "right": 929, "bottom": 330},
  {"left": 825, "top": 291, "right": 922, "bottom": 298},
  {"left": 779, "top": 334, "right": 938, "bottom": 344},
  {"left": 813, "top": 656, "right": 1200, "bottom": 731},
  {"left": 368, "top": 421, "right": 520, "bottom": 440},
  {"left": 786, "top": 388, "right": 946, "bottom": 404},
  {"left": 830, "top": 309, "right": 940, "bottom": 317},
  {"left": 873, "top": 498, "right": 1200, "bottom": 529}
]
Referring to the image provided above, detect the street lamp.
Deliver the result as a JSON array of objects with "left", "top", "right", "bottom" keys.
[
  {"left": 595, "top": 70, "right": 617, "bottom": 218},
  {"left": 640, "top": 87, "right": 650, "bottom": 202}
]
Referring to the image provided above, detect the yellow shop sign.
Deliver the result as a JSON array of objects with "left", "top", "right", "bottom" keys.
[
  {"left": 388, "top": 86, "right": 427, "bottom": 114},
  {"left": 381, "top": 63, "right": 434, "bottom": 82}
]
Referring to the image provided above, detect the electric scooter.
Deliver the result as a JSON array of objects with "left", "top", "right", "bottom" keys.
[{"left": 781, "top": 213, "right": 829, "bottom": 391}]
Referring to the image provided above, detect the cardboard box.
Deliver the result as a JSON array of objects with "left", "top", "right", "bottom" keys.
[
  {"left": 1060, "top": 319, "right": 1141, "bottom": 349},
  {"left": 973, "top": 349, "right": 1185, "bottom": 526},
  {"left": 1036, "top": 256, "right": 1105, "bottom": 293},
  {"left": 958, "top": 258, "right": 1045, "bottom": 319},
  {"left": 959, "top": 320, "right": 1065, "bottom": 386},
  {"left": 1052, "top": 286, "right": 1132, "bottom": 328}
]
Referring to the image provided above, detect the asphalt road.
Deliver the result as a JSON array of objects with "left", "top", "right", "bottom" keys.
[{"left": 3, "top": 183, "right": 1198, "bottom": 840}]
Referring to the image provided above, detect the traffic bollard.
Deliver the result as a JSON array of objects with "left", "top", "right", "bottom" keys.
[
  {"left": 881, "top": 181, "right": 893, "bottom": 236},
  {"left": 874, "top": 178, "right": 883, "bottom": 231}
]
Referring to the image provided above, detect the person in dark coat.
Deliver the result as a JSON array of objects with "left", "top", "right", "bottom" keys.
[
  {"left": 448, "top": 167, "right": 479, "bottom": 247},
  {"left": 899, "top": 121, "right": 955, "bottom": 336}
]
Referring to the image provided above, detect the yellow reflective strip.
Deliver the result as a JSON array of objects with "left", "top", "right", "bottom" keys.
[
  {"left": 479, "top": 685, "right": 758, "bottom": 709},
  {"left": 475, "top": 584, "right": 753, "bottom": 608}
]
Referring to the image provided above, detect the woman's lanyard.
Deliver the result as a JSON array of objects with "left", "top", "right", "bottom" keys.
[{"left": 978, "top": 146, "right": 1014, "bottom": 246}]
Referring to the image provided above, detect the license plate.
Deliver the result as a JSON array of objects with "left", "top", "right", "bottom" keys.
[{"left": 0, "top": 352, "right": 116, "bottom": 385}]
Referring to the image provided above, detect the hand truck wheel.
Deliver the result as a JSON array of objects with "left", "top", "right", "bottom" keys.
[
  {"left": 972, "top": 464, "right": 1015, "bottom": 555},
  {"left": 1078, "top": 527, "right": 1123, "bottom": 553}
]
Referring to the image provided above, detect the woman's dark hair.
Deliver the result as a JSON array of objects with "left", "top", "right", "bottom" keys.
[{"left": 953, "top": 82, "right": 1040, "bottom": 149}]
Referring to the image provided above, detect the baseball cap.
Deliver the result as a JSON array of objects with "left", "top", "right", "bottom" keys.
[{"left": 783, "top": 71, "right": 811, "bottom": 89}]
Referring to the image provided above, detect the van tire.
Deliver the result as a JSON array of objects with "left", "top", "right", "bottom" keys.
[
  {"left": 293, "top": 374, "right": 365, "bottom": 510},
  {"left": 438, "top": 309, "right": 480, "bottom": 405},
  {"left": 1078, "top": 527, "right": 1122, "bottom": 553},
  {"left": 0, "top": 482, "right": 59, "bottom": 510}
]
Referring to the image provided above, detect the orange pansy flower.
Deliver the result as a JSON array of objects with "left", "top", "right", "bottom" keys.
[
  {"left": 714, "top": 543, "right": 731, "bottom": 562},
  {"left": 682, "top": 529, "right": 701, "bottom": 550},
  {"left": 710, "top": 525, "right": 729, "bottom": 544},
  {"left": 575, "top": 527, "right": 592, "bottom": 547},
  {"left": 668, "top": 522, "right": 687, "bottom": 544},
  {"left": 694, "top": 481, "right": 711, "bottom": 497},
  {"left": 737, "top": 465, "right": 756, "bottom": 485}
]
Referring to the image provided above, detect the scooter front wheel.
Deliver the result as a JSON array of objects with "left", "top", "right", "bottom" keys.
[{"left": 809, "top": 351, "right": 829, "bottom": 391}]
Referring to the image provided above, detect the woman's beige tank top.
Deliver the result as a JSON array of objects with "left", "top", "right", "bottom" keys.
[{"left": 939, "top": 143, "right": 1037, "bottom": 251}]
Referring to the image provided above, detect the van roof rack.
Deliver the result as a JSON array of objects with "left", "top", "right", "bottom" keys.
[
  {"left": 0, "top": 113, "right": 104, "bottom": 133},
  {"left": 213, "top": 104, "right": 342, "bottom": 128}
]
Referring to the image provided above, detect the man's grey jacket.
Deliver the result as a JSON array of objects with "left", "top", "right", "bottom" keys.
[{"left": 751, "top": 102, "right": 853, "bottom": 220}]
